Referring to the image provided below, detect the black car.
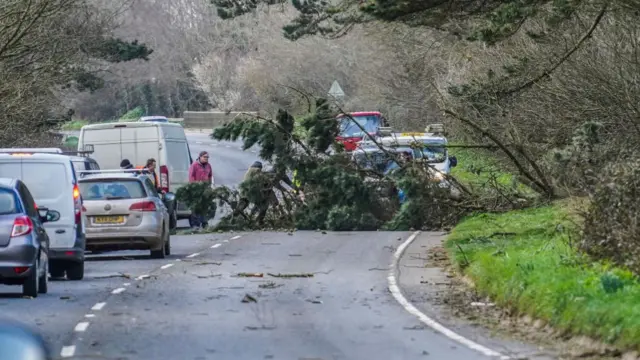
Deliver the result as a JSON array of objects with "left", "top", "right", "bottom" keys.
[
  {"left": 0, "top": 178, "right": 61, "bottom": 297},
  {"left": 69, "top": 155, "right": 99, "bottom": 173}
]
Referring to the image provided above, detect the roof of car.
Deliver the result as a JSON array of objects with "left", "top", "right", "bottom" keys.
[
  {"left": 0, "top": 153, "right": 73, "bottom": 161},
  {"left": 78, "top": 172, "right": 147, "bottom": 182}
]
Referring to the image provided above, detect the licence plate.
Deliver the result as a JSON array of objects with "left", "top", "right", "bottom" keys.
[
  {"left": 401, "top": 132, "right": 424, "bottom": 136},
  {"left": 94, "top": 216, "right": 125, "bottom": 224}
]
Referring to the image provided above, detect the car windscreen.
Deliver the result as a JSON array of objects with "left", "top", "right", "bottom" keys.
[
  {"left": 339, "top": 115, "right": 380, "bottom": 137},
  {"left": 0, "top": 189, "right": 17, "bottom": 215},
  {"left": 79, "top": 179, "right": 147, "bottom": 200},
  {"left": 414, "top": 144, "right": 446, "bottom": 163}
]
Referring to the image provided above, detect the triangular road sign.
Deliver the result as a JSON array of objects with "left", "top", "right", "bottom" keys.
[{"left": 328, "top": 80, "right": 345, "bottom": 98}]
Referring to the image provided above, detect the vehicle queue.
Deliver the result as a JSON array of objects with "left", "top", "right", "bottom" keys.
[{"left": 0, "top": 119, "right": 190, "bottom": 297}]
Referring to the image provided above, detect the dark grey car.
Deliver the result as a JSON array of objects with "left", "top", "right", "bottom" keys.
[{"left": 0, "top": 178, "right": 61, "bottom": 297}]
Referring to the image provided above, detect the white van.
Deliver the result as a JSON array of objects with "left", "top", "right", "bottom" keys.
[
  {"left": 77, "top": 122, "right": 193, "bottom": 227},
  {"left": 0, "top": 153, "right": 85, "bottom": 280}
]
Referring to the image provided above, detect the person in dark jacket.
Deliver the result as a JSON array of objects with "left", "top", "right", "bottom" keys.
[{"left": 120, "top": 159, "right": 134, "bottom": 169}]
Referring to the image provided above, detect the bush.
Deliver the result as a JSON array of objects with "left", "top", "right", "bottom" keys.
[
  {"left": 119, "top": 107, "right": 145, "bottom": 121},
  {"left": 582, "top": 158, "right": 640, "bottom": 274}
]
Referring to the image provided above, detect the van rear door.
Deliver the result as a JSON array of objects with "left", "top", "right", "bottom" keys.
[{"left": 0, "top": 159, "right": 75, "bottom": 249}]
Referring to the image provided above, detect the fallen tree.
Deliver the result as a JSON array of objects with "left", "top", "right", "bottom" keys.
[{"left": 176, "top": 98, "right": 533, "bottom": 231}]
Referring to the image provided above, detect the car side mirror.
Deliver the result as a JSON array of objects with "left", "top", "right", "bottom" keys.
[
  {"left": 39, "top": 208, "right": 60, "bottom": 223},
  {"left": 449, "top": 156, "right": 458, "bottom": 168},
  {"left": 163, "top": 192, "right": 176, "bottom": 203}
]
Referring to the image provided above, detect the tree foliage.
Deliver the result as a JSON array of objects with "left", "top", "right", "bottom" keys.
[{"left": 175, "top": 98, "right": 516, "bottom": 231}]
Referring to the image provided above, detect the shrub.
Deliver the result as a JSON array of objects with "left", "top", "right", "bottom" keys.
[{"left": 582, "top": 158, "right": 640, "bottom": 274}]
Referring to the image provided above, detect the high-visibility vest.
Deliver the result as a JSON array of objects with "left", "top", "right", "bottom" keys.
[{"left": 136, "top": 166, "right": 159, "bottom": 188}]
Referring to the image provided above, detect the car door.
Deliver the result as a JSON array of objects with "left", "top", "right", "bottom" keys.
[
  {"left": 18, "top": 182, "right": 48, "bottom": 262},
  {"left": 143, "top": 178, "right": 168, "bottom": 225}
]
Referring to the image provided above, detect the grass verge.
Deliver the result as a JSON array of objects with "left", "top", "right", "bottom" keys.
[{"left": 445, "top": 201, "right": 640, "bottom": 350}]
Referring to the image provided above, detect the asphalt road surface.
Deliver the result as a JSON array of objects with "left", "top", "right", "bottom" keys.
[{"left": 0, "top": 129, "right": 536, "bottom": 360}]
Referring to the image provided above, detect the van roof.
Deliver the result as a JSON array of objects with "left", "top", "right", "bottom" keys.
[
  {"left": 0, "top": 178, "right": 17, "bottom": 188},
  {"left": 0, "top": 148, "right": 63, "bottom": 154},
  {"left": 80, "top": 121, "right": 182, "bottom": 130},
  {"left": 0, "top": 153, "right": 73, "bottom": 161}
]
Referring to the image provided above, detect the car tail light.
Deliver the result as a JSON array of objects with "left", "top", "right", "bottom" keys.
[
  {"left": 11, "top": 216, "right": 33, "bottom": 237},
  {"left": 73, "top": 184, "right": 82, "bottom": 224},
  {"left": 14, "top": 267, "right": 28, "bottom": 274},
  {"left": 159, "top": 165, "right": 169, "bottom": 193},
  {"left": 129, "top": 201, "right": 156, "bottom": 212}
]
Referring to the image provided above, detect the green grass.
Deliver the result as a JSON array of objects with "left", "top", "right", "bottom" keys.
[
  {"left": 60, "top": 120, "right": 89, "bottom": 130},
  {"left": 446, "top": 202, "right": 640, "bottom": 350}
]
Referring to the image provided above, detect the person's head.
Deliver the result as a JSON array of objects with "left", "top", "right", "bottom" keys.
[
  {"left": 145, "top": 158, "right": 156, "bottom": 171},
  {"left": 250, "top": 161, "right": 263, "bottom": 170},
  {"left": 198, "top": 151, "right": 209, "bottom": 164},
  {"left": 120, "top": 159, "right": 133, "bottom": 169}
]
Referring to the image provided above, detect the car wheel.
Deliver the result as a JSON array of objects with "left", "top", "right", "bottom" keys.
[
  {"left": 38, "top": 258, "right": 48, "bottom": 294},
  {"left": 169, "top": 210, "right": 177, "bottom": 230},
  {"left": 164, "top": 231, "right": 171, "bottom": 256},
  {"left": 150, "top": 232, "right": 167, "bottom": 259},
  {"left": 49, "top": 263, "right": 65, "bottom": 278},
  {"left": 23, "top": 259, "right": 39, "bottom": 298},
  {"left": 66, "top": 262, "right": 85, "bottom": 281}
]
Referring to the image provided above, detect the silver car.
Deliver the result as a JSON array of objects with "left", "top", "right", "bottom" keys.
[{"left": 78, "top": 171, "right": 173, "bottom": 259}]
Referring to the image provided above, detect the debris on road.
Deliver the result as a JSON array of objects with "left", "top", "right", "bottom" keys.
[
  {"left": 195, "top": 273, "right": 222, "bottom": 279},
  {"left": 244, "top": 325, "right": 276, "bottom": 330},
  {"left": 261, "top": 242, "right": 280, "bottom": 245},
  {"left": 237, "top": 272, "right": 264, "bottom": 277},
  {"left": 241, "top": 294, "right": 258, "bottom": 303},
  {"left": 403, "top": 325, "right": 426, "bottom": 330},
  {"left": 268, "top": 273, "right": 314, "bottom": 278},
  {"left": 94, "top": 272, "right": 131, "bottom": 279},
  {"left": 288, "top": 254, "right": 302, "bottom": 257},
  {"left": 306, "top": 299, "right": 323, "bottom": 304},
  {"left": 368, "top": 267, "right": 387, "bottom": 271},
  {"left": 194, "top": 261, "right": 222, "bottom": 266},
  {"left": 259, "top": 282, "right": 283, "bottom": 289}
]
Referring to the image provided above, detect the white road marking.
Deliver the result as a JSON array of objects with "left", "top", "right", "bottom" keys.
[
  {"left": 123, "top": 282, "right": 131, "bottom": 286},
  {"left": 211, "top": 243, "right": 221, "bottom": 249},
  {"left": 160, "top": 263, "right": 174, "bottom": 270},
  {"left": 230, "top": 235, "right": 241, "bottom": 240},
  {"left": 186, "top": 252, "right": 200, "bottom": 258},
  {"left": 74, "top": 322, "right": 90, "bottom": 332},
  {"left": 223, "top": 240, "right": 229, "bottom": 243},
  {"left": 135, "top": 274, "right": 149, "bottom": 280},
  {"left": 91, "top": 302, "right": 106, "bottom": 311},
  {"left": 60, "top": 345, "right": 76, "bottom": 358},
  {"left": 111, "top": 287, "right": 126, "bottom": 294},
  {"left": 388, "top": 231, "right": 510, "bottom": 360},
  {"left": 85, "top": 314, "right": 95, "bottom": 318}
]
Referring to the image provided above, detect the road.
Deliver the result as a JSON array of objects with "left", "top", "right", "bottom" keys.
[{"left": 0, "top": 130, "right": 538, "bottom": 360}]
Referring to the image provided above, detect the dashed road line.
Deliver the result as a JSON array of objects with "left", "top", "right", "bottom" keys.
[
  {"left": 160, "top": 263, "right": 174, "bottom": 270},
  {"left": 389, "top": 231, "right": 510, "bottom": 360},
  {"left": 186, "top": 252, "right": 200, "bottom": 258},
  {"left": 135, "top": 274, "right": 150, "bottom": 280},
  {"left": 211, "top": 243, "right": 221, "bottom": 249},
  {"left": 85, "top": 314, "right": 95, "bottom": 318},
  {"left": 60, "top": 345, "right": 76, "bottom": 358},
  {"left": 230, "top": 235, "right": 241, "bottom": 240},
  {"left": 91, "top": 302, "right": 106, "bottom": 311},
  {"left": 74, "top": 322, "right": 90, "bottom": 332},
  {"left": 123, "top": 282, "right": 131, "bottom": 286},
  {"left": 111, "top": 287, "right": 126, "bottom": 294}
]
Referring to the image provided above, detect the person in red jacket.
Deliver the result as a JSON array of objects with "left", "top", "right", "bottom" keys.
[{"left": 188, "top": 151, "right": 213, "bottom": 228}]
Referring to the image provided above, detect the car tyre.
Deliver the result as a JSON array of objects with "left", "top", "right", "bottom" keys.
[
  {"left": 23, "top": 259, "right": 39, "bottom": 298},
  {"left": 49, "top": 263, "right": 65, "bottom": 279},
  {"left": 38, "top": 258, "right": 48, "bottom": 294},
  {"left": 150, "top": 231, "right": 167, "bottom": 259},
  {"left": 164, "top": 231, "right": 171, "bottom": 256},
  {"left": 66, "top": 262, "right": 85, "bottom": 281},
  {"left": 169, "top": 210, "right": 177, "bottom": 230}
]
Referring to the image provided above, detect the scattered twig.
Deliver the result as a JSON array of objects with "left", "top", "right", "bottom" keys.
[
  {"left": 93, "top": 273, "right": 131, "bottom": 279},
  {"left": 456, "top": 243, "right": 470, "bottom": 267},
  {"left": 267, "top": 273, "right": 314, "bottom": 278},
  {"left": 237, "top": 272, "right": 264, "bottom": 277},
  {"left": 241, "top": 293, "right": 258, "bottom": 303},
  {"left": 368, "top": 267, "right": 388, "bottom": 271},
  {"left": 258, "top": 282, "right": 283, "bottom": 289}
]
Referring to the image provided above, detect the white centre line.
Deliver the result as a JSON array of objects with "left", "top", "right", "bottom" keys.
[
  {"left": 230, "top": 235, "right": 241, "bottom": 240},
  {"left": 111, "top": 287, "right": 126, "bottom": 294},
  {"left": 60, "top": 345, "right": 76, "bottom": 358},
  {"left": 135, "top": 274, "right": 150, "bottom": 280},
  {"left": 223, "top": 240, "right": 229, "bottom": 243},
  {"left": 211, "top": 243, "right": 221, "bottom": 249},
  {"left": 74, "top": 322, "right": 90, "bottom": 332},
  {"left": 160, "top": 263, "right": 174, "bottom": 270},
  {"left": 123, "top": 282, "right": 131, "bottom": 287},
  {"left": 91, "top": 302, "right": 106, "bottom": 311},
  {"left": 186, "top": 252, "right": 200, "bottom": 258},
  {"left": 85, "top": 314, "right": 95, "bottom": 318}
]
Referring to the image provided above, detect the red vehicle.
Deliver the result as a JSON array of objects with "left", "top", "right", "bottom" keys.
[{"left": 336, "top": 111, "right": 387, "bottom": 151}]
